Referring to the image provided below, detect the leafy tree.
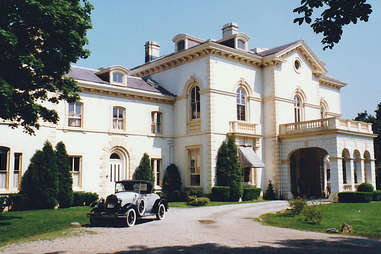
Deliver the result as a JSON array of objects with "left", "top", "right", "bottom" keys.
[
  {"left": 216, "top": 140, "right": 230, "bottom": 186},
  {"left": 21, "top": 141, "right": 58, "bottom": 209},
  {"left": 0, "top": 0, "right": 93, "bottom": 134},
  {"left": 133, "top": 153, "right": 154, "bottom": 182},
  {"left": 226, "top": 136, "right": 243, "bottom": 201},
  {"left": 55, "top": 142, "right": 73, "bottom": 208},
  {"left": 294, "top": 0, "right": 373, "bottom": 50},
  {"left": 162, "top": 164, "right": 182, "bottom": 193}
]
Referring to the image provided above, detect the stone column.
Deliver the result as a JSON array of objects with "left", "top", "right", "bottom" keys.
[
  {"left": 370, "top": 159, "right": 377, "bottom": 189},
  {"left": 329, "top": 156, "right": 343, "bottom": 193},
  {"left": 359, "top": 159, "right": 365, "bottom": 183},
  {"left": 349, "top": 159, "right": 355, "bottom": 191}
]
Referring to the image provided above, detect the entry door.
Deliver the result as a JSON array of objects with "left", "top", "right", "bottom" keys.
[{"left": 109, "top": 159, "right": 124, "bottom": 182}]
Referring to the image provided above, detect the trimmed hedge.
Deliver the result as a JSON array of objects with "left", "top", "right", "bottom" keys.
[
  {"left": 164, "top": 190, "right": 187, "bottom": 202},
  {"left": 0, "top": 196, "right": 9, "bottom": 212},
  {"left": 242, "top": 187, "right": 261, "bottom": 201},
  {"left": 373, "top": 191, "right": 381, "bottom": 201},
  {"left": 8, "top": 194, "right": 32, "bottom": 211},
  {"left": 73, "top": 192, "right": 99, "bottom": 206},
  {"left": 338, "top": 192, "right": 373, "bottom": 203},
  {"left": 211, "top": 186, "right": 230, "bottom": 201},
  {"left": 357, "top": 183, "right": 374, "bottom": 192}
]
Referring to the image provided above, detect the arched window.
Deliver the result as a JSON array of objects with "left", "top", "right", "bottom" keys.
[
  {"left": 320, "top": 100, "right": 328, "bottom": 119},
  {"left": 294, "top": 95, "right": 303, "bottom": 122},
  {"left": 236, "top": 87, "right": 246, "bottom": 121},
  {"left": 342, "top": 149, "right": 350, "bottom": 184},
  {"left": 353, "top": 150, "right": 361, "bottom": 184},
  {"left": 190, "top": 86, "right": 200, "bottom": 120},
  {"left": 364, "top": 151, "right": 371, "bottom": 183}
]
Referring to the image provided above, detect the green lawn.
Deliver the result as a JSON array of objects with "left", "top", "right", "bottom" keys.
[
  {"left": 261, "top": 202, "right": 381, "bottom": 238},
  {"left": 0, "top": 206, "right": 92, "bottom": 247},
  {"left": 169, "top": 199, "right": 264, "bottom": 208}
]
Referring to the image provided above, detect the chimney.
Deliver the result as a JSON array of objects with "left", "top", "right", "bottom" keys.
[
  {"left": 145, "top": 41, "right": 160, "bottom": 63},
  {"left": 222, "top": 22, "right": 239, "bottom": 38}
]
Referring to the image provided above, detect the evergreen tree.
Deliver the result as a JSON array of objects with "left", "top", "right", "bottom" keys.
[
  {"left": 226, "top": 136, "right": 243, "bottom": 201},
  {"left": 162, "top": 164, "right": 182, "bottom": 193},
  {"left": 133, "top": 153, "right": 154, "bottom": 182},
  {"left": 55, "top": 142, "right": 73, "bottom": 208},
  {"left": 216, "top": 140, "right": 230, "bottom": 186},
  {"left": 264, "top": 180, "right": 276, "bottom": 200},
  {"left": 21, "top": 141, "right": 58, "bottom": 209}
]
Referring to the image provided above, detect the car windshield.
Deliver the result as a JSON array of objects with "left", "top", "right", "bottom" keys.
[{"left": 116, "top": 181, "right": 150, "bottom": 193}]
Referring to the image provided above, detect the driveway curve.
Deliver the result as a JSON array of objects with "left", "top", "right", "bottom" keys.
[{"left": 1, "top": 201, "right": 380, "bottom": 253}]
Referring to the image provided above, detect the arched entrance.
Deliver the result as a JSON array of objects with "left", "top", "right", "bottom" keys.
[
  {"left": 108, "top": 147, "right": 130, "bottom": 183},
  {"left": 290, "top": 147, "right": 328, "bottom": 198}
]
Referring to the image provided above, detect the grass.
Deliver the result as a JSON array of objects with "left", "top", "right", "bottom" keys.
[
  {"left": 261, "top": 202, "right": 381, "bottom": 239},
  {"left": 169, "top": 199, "right": 264, "bottom": 208},
  {"left": 0, "top": 206, "right": 92, "bottom": 247}
]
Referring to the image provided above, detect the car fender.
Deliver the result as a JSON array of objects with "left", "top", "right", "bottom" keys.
[
  {"left": 152, "top": 199, "right": 168, "bottom": 213},
  {"left": 122, "top": 203, "right": 138, "bottom": 215}
]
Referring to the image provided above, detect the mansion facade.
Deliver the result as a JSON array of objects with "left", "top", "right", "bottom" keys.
[{"left": 0, "top": 23, "right": 376, "bottom": 198}]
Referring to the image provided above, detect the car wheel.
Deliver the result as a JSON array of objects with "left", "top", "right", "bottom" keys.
[
  {"left": 156, "top": 203, "right": 166, "bottom": 220},
  {"left": 137, "top": 199, "right": 145, "bottom": 216},
  {"left": 126, "top": 208, "right": 136, "bottom": 227}
]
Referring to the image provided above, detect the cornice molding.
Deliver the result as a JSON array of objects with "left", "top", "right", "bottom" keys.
[{"left": 319, "top": 76, "right": 347, "bottom": 89}]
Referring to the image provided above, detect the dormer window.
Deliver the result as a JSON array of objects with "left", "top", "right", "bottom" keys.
[
  {"left": 177, "top": 40, "right": 185, "bottom": 51},
  {"left": 113, "top": 72, "right": 123, "bottom": 83},
  {"left": 237, "top": 39, "right": 246, "bottom": 50}
]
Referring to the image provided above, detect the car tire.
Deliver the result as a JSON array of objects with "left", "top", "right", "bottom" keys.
[
  {"left": 137, "top": 199, "right": 145, "bottom": 216},
  {"left": 126, "top": 208, "right": 136, "bottom": 227},
  {"left": 156, "top": 203, "right": 166, "bottom": 220}
]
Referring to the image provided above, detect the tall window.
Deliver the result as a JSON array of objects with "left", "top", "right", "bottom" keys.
[
  {"left": 151, "top": 112, "right": 162, "bottom": 134},
  {"left": 342, "top": 150, "right": 349, "bottom": 184},
  {"left": 0, "top": 147, "right": 9, "bottom": 189},
  {"left": 294, "top": 95, "right": 302, "bottom": 122},
  {"left": 236, "top": 87, "right": 246, "bottom": 121},
  {"left": 151, "top": 158, "right": 162, "bottom": 186},
  {"left": 190, "top": 86, "right": 200, "bottom": 120},
  {"left": 70, "top": 156, "right": 81, "bottom": 187},
  {"left": 113, "top": 107, "right": 125, "bottom": 130},
  {"left": 112, "top": 72, "right": 123, "bottom": 83},
  {"left": 68, "top": 102, "right": 82, "bottom": 127},
  {"left": 13, "top": 153, "right": 22, "bottom": 189},
  {"left": 320, "top": 102, "right": 327, "bottom": 119},
  {"left": 189, "top": 149, "right": 200, "bottom": 186}
]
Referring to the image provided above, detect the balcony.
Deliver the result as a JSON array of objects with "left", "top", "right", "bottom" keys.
[
  {"left": 279, "top": 117, "right": 374, "bottom": 137},
  {"left": 229, "top": 121, "right": 260, "bottom": 137}
]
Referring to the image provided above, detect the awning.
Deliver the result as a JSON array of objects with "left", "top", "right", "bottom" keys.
[{"left": 239, "top": 146, "right": 265, "bottom": 168}]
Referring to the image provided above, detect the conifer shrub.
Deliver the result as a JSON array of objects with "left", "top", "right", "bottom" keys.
[
  {"left": 162, "top": 164, "right": 182, "bottom": 193},
  {"left": 55, "top": 142, "right": 73, "bottom": 208},
  {"left": 263, "top": 180, "right": 276, "bottom": 200},
  {"left": 216, "top": 140, "right": 229, "bottom": 186},
  {"left": 226, "top": 136, "right": 243, "bottom": 201},
  {"left": 7, "top": 194, "right": 31, "bottom": 211},
  {"left": 21, "top": 141, "right": 58, "bottom": 209},
  {"left": 357, "top": 183, "right": 374, "bottom": 192},
  {"left": 242, "top": 187, "right": 261, "bottom": 201},
  {"left": 211, "top": 186, "right": 230, "bottom": 201},
  {"left": 133, "top": 153, "right": 154, "bottom": 183}
]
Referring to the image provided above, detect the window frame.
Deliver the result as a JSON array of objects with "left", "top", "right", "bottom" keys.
[
  {"left": 293, "top": 95, "right": 303, "bottom": 122},
  {"left": 189, "top": 86, "right": 200, "bottom": 120},
  {"left": 112, "top": 72, "right": 124, "bottom": 84},
  {"left": 151, "top": 111, "right": 162, "bottom": 135},
  {"left": 13, "top": 153, "right": 22, "bottom": 190},
  {"left": 68, "top": 102, "right": 83, "bottom": 127},
  {"left": 0, "top": 147, "right": 10, "bottom": 189},
  {"left": 70, "top": 156, "right": 82, "bottom": 188},
  {"left": 187, "top": 147, "right": 201, "bottom": 187},
  {"left": 151, "top": 158, "right": 162, "bottom": 187},
  {"left": 112, "top": 106, "right": 126, "bottom": 130},
  {"left": 236, "top": 87, "right": 247, "bottom": 121}
]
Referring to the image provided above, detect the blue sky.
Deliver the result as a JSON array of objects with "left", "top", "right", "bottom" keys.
[{"left": 77, "top": 0, "right": 381, "bottom": 119}]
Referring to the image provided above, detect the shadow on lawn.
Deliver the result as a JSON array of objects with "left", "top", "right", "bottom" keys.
[
  {"left": 94, "top": 238, "right": 381, "bottom": 254},
  {"left": 0, "top": 215, "right": 22, "bottom": 226}
]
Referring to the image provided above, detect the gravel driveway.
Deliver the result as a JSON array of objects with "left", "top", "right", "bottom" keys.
[{"left": 1, "top": 201, "right": 381, "bottom": 253}]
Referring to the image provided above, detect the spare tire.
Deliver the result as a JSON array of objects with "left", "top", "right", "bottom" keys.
[{"left": 137, "top": 199, "right": 145, "bottom": 216}]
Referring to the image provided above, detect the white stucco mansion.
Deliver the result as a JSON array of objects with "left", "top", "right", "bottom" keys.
[{"left": 0, "top": 23, "right": 377, "bottom": 198}]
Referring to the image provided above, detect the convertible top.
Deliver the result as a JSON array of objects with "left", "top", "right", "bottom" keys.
[{"left": 116, "top": 180, "right": 154, "bottom": 193}]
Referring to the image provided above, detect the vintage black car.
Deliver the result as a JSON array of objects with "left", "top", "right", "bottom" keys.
[{"left": 89, "top": 180, "right": 168, "bottom": 227}]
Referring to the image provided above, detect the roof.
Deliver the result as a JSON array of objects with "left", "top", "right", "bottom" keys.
[
  {"left": 253, "top": 40, "right": 303, "bottom": 57},
  {"left": 68, "top": 66, "right": 174, "bottom": 97}
]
